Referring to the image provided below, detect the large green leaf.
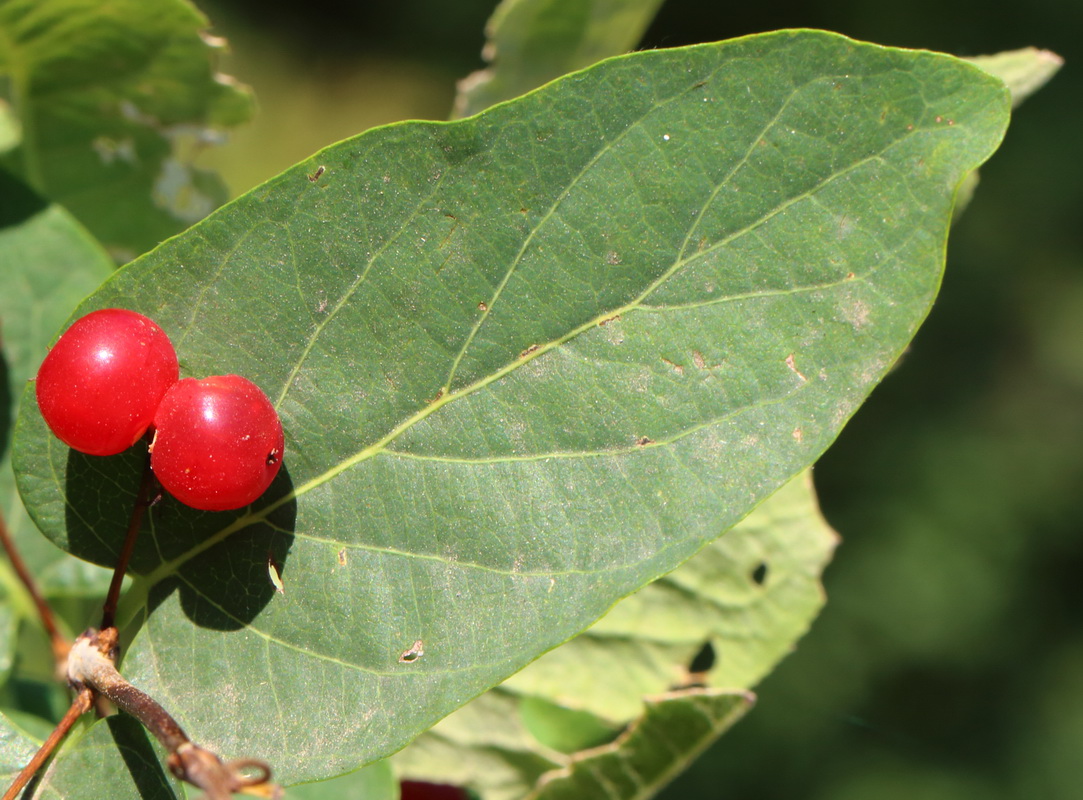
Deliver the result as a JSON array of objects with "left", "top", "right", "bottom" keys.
[
  {"left": 393, "top": 472, "right": 834, "bottom": 800},
  {"left": 454, "top": 0, "right": 665, "bottom": 118},
  {"left": 0, "top": 0, "right": 253, "bottom": 259},
  {"left": 12, "top": 30, "right": 1009, "bottom": 787}
]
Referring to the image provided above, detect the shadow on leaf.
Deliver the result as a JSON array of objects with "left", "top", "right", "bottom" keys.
[
  {"left": 64, "top": 447, "right": 297, "bottom": 629},
  {"left": 109, "top": 715, "right": 179, "bottom": 799},
  {"left": 146, "top": 463, "right": 297, "bottom": 631}
]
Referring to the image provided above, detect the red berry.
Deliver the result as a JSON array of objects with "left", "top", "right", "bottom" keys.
[
  {"left": 150, "top": 375, "right": 284, "bottom": 511},
  {"left": 35, "top": 308, "right": 179, "bottom": 456},
  {"left": 399, "top": 781, "right": 470, "bottom": 800}
]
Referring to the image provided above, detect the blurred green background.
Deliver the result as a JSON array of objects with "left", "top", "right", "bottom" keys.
[{"left": 195, "top": 1, "right": 1082, "bottom": 797}]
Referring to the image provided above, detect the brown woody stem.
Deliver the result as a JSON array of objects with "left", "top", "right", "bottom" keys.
[
  {"left": 0, "top": 506, "right": 70, "bottom": 667},
  {"left": 100, "top": 451, "right": 155, "bottom": 630},
  {"left": 67, "top": 628, "right": 280, "bottom": 800},
  {"left": 0, "top": 686, "right": 94, "bottom": 800}
]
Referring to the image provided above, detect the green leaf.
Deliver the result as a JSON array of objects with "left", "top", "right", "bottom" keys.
[
  {"left": 527, "top": 689, "right": 753, "bottom": 800},
  {"left": 286, "top": 760, "right": 398, "bottom": 800},
  {"left": 13, "top": 30, "right": 1009, "bottom": 787},
  {"left": 30, "top": 716, "right": 182, "bottom": 800},
  {"left": 392, "top": 472, "right": 833, "bottom": 799},
  {"left": 0, "top": 98, "right": 18, "bottom": 154},
  {"left": 454, "top": 0, "right": 665, "bottom": 118},
  {"left": 0, "top": 0, "right": 254, "bottom": 259}
]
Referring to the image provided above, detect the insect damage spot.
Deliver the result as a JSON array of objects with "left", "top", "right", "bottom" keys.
[
  {"left": 267, "top": 555, "right": 285, "bottom": 595},
  {"left": 688, "top": 640, "right": 716, "bottom": 673},
  {"left": 399, "top": 640, "right": 424, "bottom": 663},
  {"left": 519, "top": 344, "right": 539, "bottom": 358},
  {"left": 785, "top": 354, "right": 807, "bottom": 382},
  {"left": 307, "top": 165, "right": 325, "bottom": 182},
  {"left": 674, "top": 640, "right": 716, "bottom": 689},
  {"left": 337, "top": 548, "right": 347, "bottom": 567},
  {"left": 636, "top": 436, "right": 654, "bottom": 446},
  {"left": 661, "top": 357, "right": 684, "bottom": 376}
]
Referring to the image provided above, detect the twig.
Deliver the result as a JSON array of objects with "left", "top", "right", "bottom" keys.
[
  {"left": 1, "top": 686, "right": 94, "bottom": 800},
  {"left": 100, "top": 452, "right": 155, "bottom": 630},
  {"left": 67, "top": 628, "right": 280, "bottom": 800},
  {"left": 0, "top": 506, "right": 70, "bottom": 667}
]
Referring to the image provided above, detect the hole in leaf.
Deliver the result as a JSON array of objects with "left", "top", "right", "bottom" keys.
[
  {"left": 688, "top": 640, "right": 716, "bottom": 674},
  {"left": 399, "top": 639, "right": 424, "bottom": 663},
  {"left": 751, "top": 562, "right": 768, "bottom": 586}
]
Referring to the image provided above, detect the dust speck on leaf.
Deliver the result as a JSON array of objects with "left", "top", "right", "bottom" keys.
[
  {"left": 399, "top": 640, "right": 424, "bottom": 663},
  {"left": 605, "top": 251, "right": 621, "bottom": 265},
  {"left": 840, "top": 298, "right": 871, "bottom": 330},
  {"left": 307, "top": 165, "right": 325, "bottom": 182},
  {"left": 636, "top": 436, "right": 654, "bottom": 446}
]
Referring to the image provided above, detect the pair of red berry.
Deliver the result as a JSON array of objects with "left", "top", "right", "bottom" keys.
[{"left": 35, "top": 309, "right": 284, "bottom": 512}]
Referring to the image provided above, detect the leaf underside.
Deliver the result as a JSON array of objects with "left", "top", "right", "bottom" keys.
[{"left": 12, "top": 30, "right": 1009, "bottom": 784}]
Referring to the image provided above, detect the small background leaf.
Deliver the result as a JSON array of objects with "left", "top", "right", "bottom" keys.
[
  {"left": 0, "top": 98, "right": 18, "bottom": 154},
  {"left": 526, "top": 689, "right": 753, "bottom": 800},
  {"left": 454, "top": 0, "right": 665, "bottom": 118},
  {"left": 0, "top": 0, "right": 253, "bottom": 259},
  {"left": 966, "top": 47, "right": 1064, "bottom": 108},
  {"left": 0, "top": 709, "right": 40, "bottom": 785},
  {"left": 950, "top": 47, "right": 1062, "bottom": 217},
  {"left": 12, "top": 30, "right": 1009, "bottom": 789}
]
